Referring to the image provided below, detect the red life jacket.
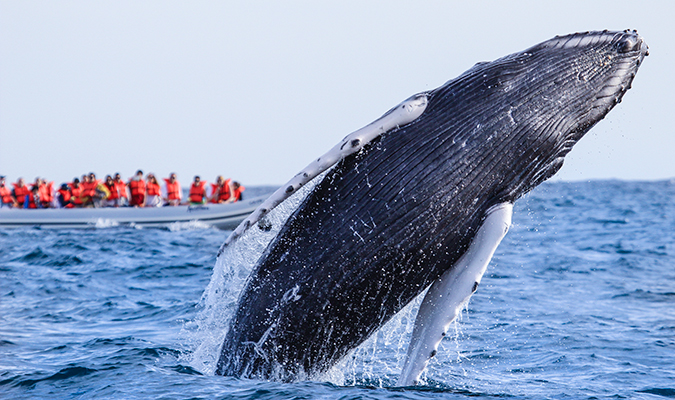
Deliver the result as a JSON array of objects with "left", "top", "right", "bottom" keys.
[
  {"left": 44, "top": 182, "right": 54, "bottom": 203},
  {"left": 188, "top": 181, "right": 207, "bottom": 203},
  {"left": 81, "top": 180, "right": 99, "bottom": 198},
  {"left": 69, "top": 183, "right": 84, "bottom": 205},
  {"left": 0, "top": 185, "right": 12, "bottom": 204},
  {"left": 209, "top": 183, "right": 220, "bottom": 204},
  {"left": 219, "top": 179, "right": 232, "bottom": 202},
  {"left": 164, "top": 179, "right": 181, "bottom": 201},
  {"left": 12, "top": 183, "right": 30, "bottom": 206},
  {"left": 232, "top": 184, "right": 245, "bottom": 202},
  {"left": 106, "top": 182, "right": 119, "bottom": 200},
  {"left": 115, "top": 181, "right": 128, "bottom": 198},
  {"left": 209, "top": 180, "right": 232, "bottom": 203},
  {"left": 25, "top": 192, "right": 38, "bottom": 209},
  {"left": 128, "top": 179, "right": 146, "bottom": 196},
  {"left": 57, "top": 188, "right": 74, "bottom": 208},
  {"left": 146, "top": 181, "right": 161, "bottom": 196},
  {"left": 57, "top": 188, "right": 71, "bottom": 202},
  {"left": 37, "top": 182, "right": 54, "bottom": 206}
]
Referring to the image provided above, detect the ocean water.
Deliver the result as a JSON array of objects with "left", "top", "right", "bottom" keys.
[{"left": 1, "top": 180, "right": 674, "bottom": 399}]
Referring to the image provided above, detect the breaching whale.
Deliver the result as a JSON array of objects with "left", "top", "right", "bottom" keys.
[{"left": 215, "top": 30, "right": 648, "bottom": 384}]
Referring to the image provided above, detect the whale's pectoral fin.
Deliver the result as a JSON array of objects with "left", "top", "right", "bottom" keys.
[
  {"left": 397, "top": 202, "right": 513, "bottom": 386},
  {"left": 219, "top": 93, "right": 429, "bottom": 250}
]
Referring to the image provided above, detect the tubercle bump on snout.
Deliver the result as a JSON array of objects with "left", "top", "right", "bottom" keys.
[
  {"left": 616, "top": 29, "right": 649, "bottom": 57},
  {"left": 615, "top": 36, "right": 642, "bottom": 54}
]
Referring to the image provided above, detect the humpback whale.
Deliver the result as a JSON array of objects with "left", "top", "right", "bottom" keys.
[{"left": 215, "top": 30, "right": 648, "bottom": 384}]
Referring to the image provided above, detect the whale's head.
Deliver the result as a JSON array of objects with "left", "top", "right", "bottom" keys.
[
  {"left": 523, "top": 29, "right": 648, "bottom": 129},
  {"left": 451, "top": 30, "right": 649, "bottom": 200},
  {"left": 524, "top": 30, "right": 647, "bottom": 188}
]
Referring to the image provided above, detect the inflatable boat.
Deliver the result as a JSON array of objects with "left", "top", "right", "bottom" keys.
[{"left": 0, "top": 195, "right": 266, "bottom": 230}]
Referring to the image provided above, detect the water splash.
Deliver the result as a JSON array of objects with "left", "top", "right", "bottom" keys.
[
  {"left": 93, "top": 218, "right": 120, "bottom": 228},
  {"left": 322, "top": 290, "right": 427, "bottom": 386},
  {"left": 167, "top": 220, "right": 213, "bottom": 231},
  {"left": 182, "top": 175, "right": 324, "bottom": 375}
]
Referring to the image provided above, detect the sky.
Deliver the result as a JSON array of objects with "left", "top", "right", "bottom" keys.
[{"left": 1, "top": 1, "right": 673, "bottom": 187}]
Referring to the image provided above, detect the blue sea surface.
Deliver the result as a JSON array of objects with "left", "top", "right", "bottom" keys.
[{"left": 1, "top": 181, "right": 674, "bottom": 399}]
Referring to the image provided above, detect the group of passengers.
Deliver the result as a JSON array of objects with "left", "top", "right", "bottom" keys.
[{"left": 0, "top": 172, "right": 244, "bottom": 209}]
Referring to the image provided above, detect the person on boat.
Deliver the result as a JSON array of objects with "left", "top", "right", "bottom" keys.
[
  {"left": 144, "top": 173, "right": 162, "bottom": 207},
  {"left": 210, "top": 177, "right": 244, "bottom": 203},
  {"left": 80, "top": 173, "right": 100, "bottom": 207},
  {"left": 104, "top": 175, "right": 120, "bottom": 207},
  {"left": 23, "top": 186, "right": 40, "bottom": 209},
  {"left": 30, "top": 177, "right": 44, "bottom": 205},
  {"left": 114, "top": 173, "right": 128, "bottom": 206},
  {"left": 38, "top": 179, "right": 54, "bottom": 208},
  {"left": 128, "top": 170, "right": 146, "bottom": 207},
  {"left": 92, "top": 178, "right": 111, "bottom": 208},
  {"left": 57, "top": 183, "right": 74, "bottom": 208},
  {"left": 188, "top": 176, "right": 207, "bottom": 205},
  {"left": 0, "top": 176, "right": 14, "bottom": 208},
  {"left": 209, "top": 176, "right": 231, "bottom": 204},
  {"left": 163, "top": 173, "right": 181, "bottom": 206},
  {"left": 231, "top": 181, "right": 245, "bottom": 202},
  {"left": 11, "top": 178, "right": 30, "bottom": 208},
  {"left": 69, "top": 178, "right": 85, "bottom": 208}
]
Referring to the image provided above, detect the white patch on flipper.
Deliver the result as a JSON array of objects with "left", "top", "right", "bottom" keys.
[
  {"left": 222, "top": 93, "right": 429, "bottom": 248},
  {"left": 397, "top": 202, "right": 513, "bottom": 386}
]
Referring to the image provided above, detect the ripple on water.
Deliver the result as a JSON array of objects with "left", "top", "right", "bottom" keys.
[
  {"left": 637, "top": 388, "right": 675, "bottom": 397},
  {"left": 2, "top": 366, "right": 99, "bottom": 389}
]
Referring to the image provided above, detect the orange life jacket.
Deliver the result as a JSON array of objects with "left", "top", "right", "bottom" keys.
[
  {"left": 57, "top": 188, "right": 74, "bottom": 208},
  {"left": 37, "top": 182, "right": 54, "bottom": 206},
  {"left": 57, "top": 188, "right": 71, "bottom": 202},
  {"left": 47, "top": 181, "right": 54, "bottom": 203},
  {"left": 128, "top": 179, "right": 146, "bottom": 196},
  {"left": 81, "top": 180, "right": 99, "bottom": 198},
  {"left": 232, "top": 184, "right": 245, "bottom": 202},
  {"left": 214, "top": 179, "right": 232, "bottom": 203},
  {"left": 209, "top": 183, "right": 220, "bottom": 204},
  {"left": 25, "top": 192, "right": 38, "bottom": 209},
  {"left": 146, "top": 181, "right": 161, "bottom": 196},
  {"left": 12, "top": 183, "right": 30, "bottom": 206},
  {"left": 164, "top": 179, "right": 181, "bottom": 200},
  {"left": 0, "top": 185, "right": 12, "bottom": 204},
  {"left": 115, "top": 181, "right": 128, "bottom": 198},
  {"left": 69, "top": 183, "right": 84, "bottom": 205},
  {"left": 106, "top": 182, "right": 119, "bottom": 200},
  {"left": 208, "top": 181, "right": 230, "bottom": 203},
  {"left": 188, "top": 181, "right": 207, "bottom": 203}
]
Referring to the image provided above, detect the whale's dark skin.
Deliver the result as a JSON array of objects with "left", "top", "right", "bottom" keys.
[{"left": 216, "top": 30, "right": 648, "bottom": 380}]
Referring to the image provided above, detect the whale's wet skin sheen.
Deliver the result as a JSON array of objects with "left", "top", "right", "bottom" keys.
[{"left": 215, "top": 31, "right": 648, "bottom": 382}]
